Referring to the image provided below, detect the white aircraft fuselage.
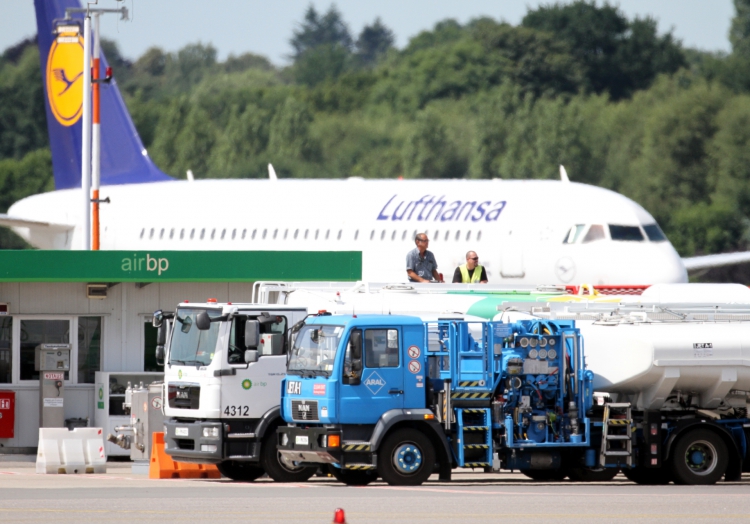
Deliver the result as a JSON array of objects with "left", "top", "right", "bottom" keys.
[{"left": 7, "top": 178, "right": 687, "bottom": 285}]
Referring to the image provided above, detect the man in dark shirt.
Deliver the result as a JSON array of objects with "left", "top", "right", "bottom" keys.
[
  {"left": 452, "top": 251, "right": 488, "bottom": 283},
  {"left": 406, "top": 233, "right": 442, "bottom": 282}
]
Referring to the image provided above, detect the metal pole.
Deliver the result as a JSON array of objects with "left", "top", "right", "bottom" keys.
[
  {"left": 81, "top": 14, "right": 92, "bottom": 251},
  {"left": 92, "top": 13, "right": 101, "bottom": 251}
]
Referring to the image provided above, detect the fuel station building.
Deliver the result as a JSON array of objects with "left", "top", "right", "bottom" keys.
[{"left": 0, "top": 250, "right": 361, "bottom": 453}]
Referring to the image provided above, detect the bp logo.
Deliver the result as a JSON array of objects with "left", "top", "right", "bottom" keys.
[
  {"left": 178, "top": 370, "right": 183, "bottom": 379},
  {"left": 242, "top": 379, "right": 252, "bottom": 390},
  {"left": 98, "top": 387, "right": 103, "bottom": 400},
  {"left": 46, "top": 33, "right": 84, "bottom": 127}
]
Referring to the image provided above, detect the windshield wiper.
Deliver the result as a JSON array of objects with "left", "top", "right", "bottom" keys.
[
  {"left": 171, "top": 359, "right": 204, "bottom": 367},
  {"left": 170, "top": 359, "right": 186, "bottom": 365}
]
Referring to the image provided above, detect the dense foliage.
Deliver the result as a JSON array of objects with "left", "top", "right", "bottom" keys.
[{"left": 3, "top": 1, "right": 750, "bottom": 281}]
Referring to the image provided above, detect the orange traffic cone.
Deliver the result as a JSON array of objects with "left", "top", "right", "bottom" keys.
[{"left": 332, "top": 508, "right": 346, "bottom": 523}]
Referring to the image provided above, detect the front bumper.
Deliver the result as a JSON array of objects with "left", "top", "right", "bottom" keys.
[
  {"left": 164, "top": 419, "right": 229, "bottom": 464},
  {"left": 277, "top": 425, "right": 342, "bottom": 465}
]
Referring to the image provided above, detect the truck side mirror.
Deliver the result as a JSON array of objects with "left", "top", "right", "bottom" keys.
[
  {"left": 245, "top": 320, "right": 259, "bottom": 348},
  {"left": 153, "top": 310, "right": 163, "bottom": 328},
  {"left": 344, "top": 330, "right": 363, "bottom": 385},
  {"left": 155, "top": 345, "right": 165, "bottom": 366},
  {"left": 245, "top": 349, "right": 259, "bottom": 363},
  {"left": 196, "top": 311, "right": 211, "bottom": 330}
]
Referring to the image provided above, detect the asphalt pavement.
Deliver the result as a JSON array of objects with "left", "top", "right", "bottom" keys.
[{"left": 1, "top": 456, "right": 749, "bottom": 523}]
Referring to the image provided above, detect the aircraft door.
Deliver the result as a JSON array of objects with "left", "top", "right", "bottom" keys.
[
  {"left": 339, "top": 327, "right": 404, "bottom": 424},
  {"left": 499, "top": 229, "right": 525, "bottom": 278}
]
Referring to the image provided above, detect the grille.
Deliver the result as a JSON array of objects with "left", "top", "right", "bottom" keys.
[
  {"left": 175, "top": 439, "right": 194, "bottom": 450},
  {"left": 291, "top": 400, "right": 319, "bottom": 421},
  {"left": 168, "top": 384, "right": 200, "bottom": 410}
]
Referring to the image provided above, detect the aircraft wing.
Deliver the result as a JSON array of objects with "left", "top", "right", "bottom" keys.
[
  {"left": 0, "top": 214, "right": 74, "bottom": 232},
  {"left": 682, "top": 251, "right": 750, "bottom": 271}
]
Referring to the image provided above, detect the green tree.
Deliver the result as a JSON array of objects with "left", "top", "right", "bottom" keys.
[
  {"left": 209, "top": 103, "right": 272, "bottom": 178},
  {"left": 355, "top": 18, "right": 395, "bottom": 68},
  {"left": 730, "top": 0, "right": 750, "bottom": 55},
  {"left": 402, "top": 109, "right": 464, "bottom": 178},
  {"left": 267, "top": 96, "right": 320, "bottom": 174},
  {"left": 290, "top": 5, "right": 353, "bottom": 58}
]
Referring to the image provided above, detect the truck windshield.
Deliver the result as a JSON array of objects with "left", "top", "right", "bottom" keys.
[
  {"left": 288, "top": 325, "right": 343, "bottom": 377},
  {"left": 169, "top": 308, "right": 222, "bottom": 367}
]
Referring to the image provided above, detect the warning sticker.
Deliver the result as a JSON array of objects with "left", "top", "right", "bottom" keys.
[
  {"left": 43, "top": 398, "right": 63, "bottom": 408},
  {"left": 152, "top": 397, "right": 162, "bottom": 410},
  {"left": 408, "top": 360, "right": 421, "bottom": 374},
  {"left": 407, "top": 346, "right": 421, "bottom": 359}
]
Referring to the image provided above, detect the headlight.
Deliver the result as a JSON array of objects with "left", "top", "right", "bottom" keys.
[
  {"left": 529, "top": 338, "right": 538, "bottom": 348},
  {"left": 547, "top": 349, "right": 557, "bottom": 359},
  {"left": 200, "top": 444, "right": 218, "bottom": 452},
  {"left": 202, "top": 427, "right": 220, "bottom": 438},
  {"left": 528, "top": 349, "right": 539, "bottom": 359},
  {"left": 538, "top": 349, "right": 548, "bottom": 359},
  {"left": 548, "top": 338, "right": 556, "bottom": 346},
  {"left": 519, "top": 337, "right": 529, "bottom": 348},
  {"left": 539, "top": 337, "right": 548, "bottom": 347},
  {"left": 281, "top": 433, "right": 289, "bottom": 446}
]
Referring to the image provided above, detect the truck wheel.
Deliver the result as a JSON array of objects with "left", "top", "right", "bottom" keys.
[
  {"left": 260, "top": 433, "right": 317, "bottom": 483},
  {"left": 216, "top": 460, "right": 265, "bottom": 482},
  {"left": 670, "top": 429, "right": 728, "bottom": 485},
  {"left": 622, "top": 466, "right": 671, "bottom": 485},
  {"left": 521, "top": 469, "right": 567, "bottom": 481},
  {"left": 377, "top": 429, "right": 435, "bottom": 486},
  {"left": 328, "top": 465, "right": 378, "bottom": 486},
  {"left": 567, "top": 466, "right": 619, "bottom": 482}
]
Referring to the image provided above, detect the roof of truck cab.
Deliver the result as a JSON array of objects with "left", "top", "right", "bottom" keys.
[{"left": 305, "top": 314, "right": 425, "bottom": 327}]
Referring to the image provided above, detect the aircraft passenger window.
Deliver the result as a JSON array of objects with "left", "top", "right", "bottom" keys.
[
  {"left": 304, "top": 229, "right": 309, "bottom": 239},
  {"left": 262, "top": 229, "right": 267, "bottom": 239},
  {"left": 200, "top": 229, "right": 206, "bottom": 240},
  {"left": 294, "top": 229, "right": 299, "bottom": 239},
  {"left": 381, "top": 230, "right": 385, "bottom": 240},
  {"left": 211, "top": 229, "right": 216, "bottom": 240},
  {"left": 563, "top": 224, "right": 586, "bottom": 244},
  {"left": 391, "top": 230, "right": 396, "bottom": 241},
  {"left": 273, "top": 229, "right": 278, "bottom": 239},
  {"left": 221, "top": 229, "right": 226, "bottom": 240},
  {"left": 338, "top": 230, "right": 342, "bottom": 240},
  {"left": 149, "top": 228, "right": 155, "bottom": 239},
  {"left": 159, "top": 228, "right": 164, "bottom": 239},
  {"left": 434, "top": 230, "right": 439, "bottom": 241},
  {"left": 250, "top": 229, "right": 256, "bottom": 239},
  {"left": 582, "top": 225, "right": 605, "bottom": 243},
  {"left": 643, "top": 224, "right": 667, "bottom": 242},
  {"left": 609, "top": 225, "right": 645, "bottom": 242},
  {"left": 444, "top": 231, "right": 449, "bottom": 241},
  {"left": 180, "top": 229, "right": 185, "bottom": 240},
  {"left": 402, "top": 231, "right": 407, "bottom": 241},
  {"left": 140, "top": 228, "right": 145, "bottom": 239},
  {"left": 326, "top": 230, "right": 330, "bottom": 240},
  {"left": 370, "top": 230, "right": 375, "bottom": 240},
  {"left": 190, "top": 229, "right": 195, "bottom": 239},
  {"left": 354, "top": 230, "right": 359, "bottom": 240},
  {"left": 477, "top": 231, "right": 482, "bottom": 241},
  {"left": 284, "top": 229, "right": 288, "bottom": 239},
  {"left": 168, "top": 228, "right": 174, "bottom": 239},
  {"left": 231, "top": 229, "right": 236, "bottom": 240},
  {"left": 466, "top": 231, "right": 471, "bottom": 241},
  {"left": 241, "top": 229, "right": 246, "bottom": 239},
  {"left": 455, "top": 230, "right": 461, "bottom": 241},
  {"left": 315, "top": 230, "right": 319, "bottom": 240}
]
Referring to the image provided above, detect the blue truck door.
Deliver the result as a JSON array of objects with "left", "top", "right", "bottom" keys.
[{"left": 339, "top": 327, "right": 404, "bottom": 424}]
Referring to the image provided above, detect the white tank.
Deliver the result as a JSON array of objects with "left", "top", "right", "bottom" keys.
[{"left": 581, "top": 321, "right": 750, "bottom": 410}]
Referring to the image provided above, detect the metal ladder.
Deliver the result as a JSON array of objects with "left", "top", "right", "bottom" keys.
[
  {"left": 600, "top": 403, "right": 633, "bottom": 467},
  {"left": 456, "top": 408, "right": 492, "bottom": 468}
]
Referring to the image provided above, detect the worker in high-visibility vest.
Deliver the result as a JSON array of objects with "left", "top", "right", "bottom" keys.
[{"left": 452, "top": 251, "right": 488, "bottom": 283}]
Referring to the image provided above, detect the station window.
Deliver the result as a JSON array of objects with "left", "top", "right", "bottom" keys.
[
  {"left": 20, "top": 319, "right": 70, "bottom": 381},
  {"left": 0, "top": 316, "right": 11, "bottom": 384},
  {"left": 77, "top": 317, "right": 101, "bottom": 384}
]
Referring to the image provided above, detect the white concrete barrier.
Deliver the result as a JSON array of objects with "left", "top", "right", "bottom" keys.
[{"left": 36, "top": 427, "right": 107, "bottom": 474}]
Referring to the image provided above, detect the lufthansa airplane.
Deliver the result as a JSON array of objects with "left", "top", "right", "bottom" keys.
[{"left": 1, "top": 0, "right": 748, "bottom": 284}]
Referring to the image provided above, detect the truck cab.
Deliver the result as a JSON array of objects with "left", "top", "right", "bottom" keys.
[{"left": 155, "top": 301, "right": 316, "bottom": 481}]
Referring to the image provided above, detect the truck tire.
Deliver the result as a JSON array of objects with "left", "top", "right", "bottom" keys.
[
  {"left": 328, "top": 465, "right": 378, "bottom": 486},
  {"left": 567, "top": 466, "right": 619, "bottom": 482},
  {"left": 521, "top": 469, "right": 567, "bottom": 481},
  {"left": 670, "top": 428, "right": 728, "bottom": 485},
  {"left": 216, "top": 460, "right": 265, "bottom": 482},
  {"left": 622, "top": 466, "right": 671, "bottom": 485},
  {"left": 377, "top": 429, "right": 436, "bottom": 486},
  {"left": 260, "top": 432, "right": 317, "bottom": 483}
]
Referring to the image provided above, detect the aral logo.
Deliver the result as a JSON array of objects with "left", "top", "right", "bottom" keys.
[
  {"left": 364, "top": 371, "right": 386, "bottom": 395},
  {"left": 46, "top": 34, "right": 84, "bottom": 127}
]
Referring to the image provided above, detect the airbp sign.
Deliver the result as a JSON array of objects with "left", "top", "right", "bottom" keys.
[{"left": 46, "top": 32, "right": 84, "bottom": 127}]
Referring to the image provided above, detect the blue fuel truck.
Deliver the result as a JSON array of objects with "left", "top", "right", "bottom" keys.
[{"left": 277, "top": 313, "right": 750, "bottom": 486}]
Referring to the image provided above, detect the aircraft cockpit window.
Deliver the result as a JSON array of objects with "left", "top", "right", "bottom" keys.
[
  {"left": 609, "top": 225, "right": 644, "bottom": 241},
  {"left": 643, "top": 224, "right": 667, "bottom": 242},
  {"left": 563, "top": 224, "right": 586, "bottom": 244},
  {"left": 582, "top": 225, "right": 606, "bottom": 243}
]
